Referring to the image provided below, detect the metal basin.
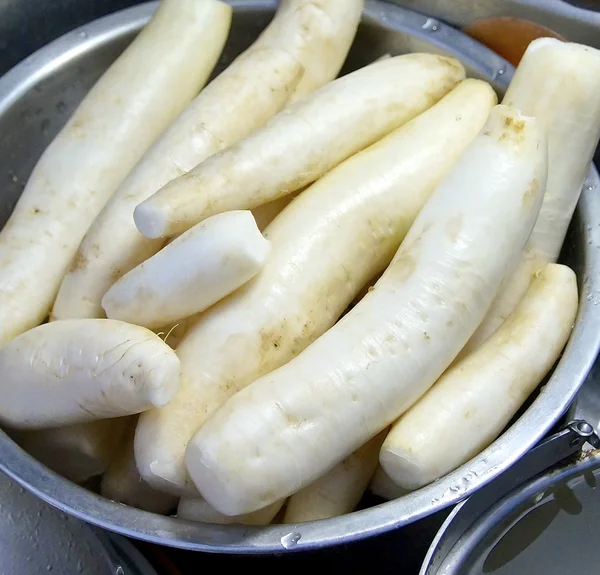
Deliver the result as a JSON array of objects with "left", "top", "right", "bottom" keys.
[{"left": 0, "top": 0, "right": 599, "bottom": 554}]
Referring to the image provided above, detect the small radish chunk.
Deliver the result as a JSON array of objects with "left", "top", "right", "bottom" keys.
[
  {"left": 102, "top": 211, "right": 269, "bottom": 330},
  {"left": 0, "top": 320, "right": 180, "bottom": 429},
  {"left": 184, "top": 105, "right": 547, "bottom": 516},
  {"left": 380, "top": 263, "right": 578, "bottom": 490},
  {"left": 134, "top": 54, "right": 466, "bottom": 238}
]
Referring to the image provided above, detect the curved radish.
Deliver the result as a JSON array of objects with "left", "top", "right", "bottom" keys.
[
  {"left": 380, "top": 263, "right": 578, "bottom": 490},
  {"left": 101, "top": 422, "right": 178, "bottom": 514},
  {"left": 0, "top": 320, "right": 180, "bottom": 429},
  {"left": 0, "top": 0, "right": 232, "bottom": 341},
  {"left": 134, "top": 79, "right": 497, "bottom": 495},
  {"left": 134, "top": 54, "right": 466, "bottom": 238},
  {"left": 283, "top": 431, "right": 386, "bottom": 523},
  {"left": 184, "top": 105, "right": 548, "bottom": 515},
  {"left": 53, "top": 0, "right": 363, "bottom": 322},
  {"left": 102, "top": 211, "right": 270, "bottom": 329},
  {"left": 177, "top": 498, "right": 283, "bottom": 525},
  {"left": 20, "top": 418, "right": 129, "bottom": 483},
  {"left": 462, "top": 39, "right": 600, "bottom": 352}
]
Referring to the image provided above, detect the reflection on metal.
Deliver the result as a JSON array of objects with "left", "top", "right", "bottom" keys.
[{"left": 388, "top": 0, "right": 600, "bottom": 48}]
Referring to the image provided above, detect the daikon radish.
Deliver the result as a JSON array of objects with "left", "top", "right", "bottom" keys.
[
  {"left": 283, "top": 431, "right": 386, "bottom": 523},
  {"left": 102, "top": 211, "right": 270, "bottom": 329},
  {"left": 21, "top": 418, "right": 129, "bottom": 483},
  {"left": 461, "top": 39, "right": 600, "bottom": 352},
  {"left": 134, "top": 54, "right": 466, "bottom": 238},
  {"left": 0, "top": 319, "right": 180, "bottom": 429},
  {"left": 184, "top": 105, "right": 548, "bottom": 515},
  {"left": 252, "top": 0, "right": 364, "bottom": 102},
  {"left": 101, "top": 422, "right": 178, "bottom": 514},
  {"left": 0, "top": 0, "right": 232, "bottom": 341},
  {"left": 380, "top": 263, "right": 578, "bottom": 490},
  {"left": 53, "top": 0, "right": 362, "bottom": 322},
  {"left": 178, "top": 497, "right": 283, "bottom": 525},
  {"left": 369, "top": 466, "right": 410, "bottom": 501},
  {"left": 134, "top": 80, "right": 497, "bottom": 495}
]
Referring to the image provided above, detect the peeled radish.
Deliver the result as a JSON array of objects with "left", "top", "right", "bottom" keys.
[
  {"left": 102, "top": 211, "right": 269, "bottom": 329},
  {"left": 184, "top": 105, "right": 548, "bottom": 515},
  {"left": 20, "top": 418, "right": 129, "bottom": 483},
  {"left": 0, "top": 320, "right": 180, "bottom": 429},
  {"left": 53, "top": 0, "right": 362, "bottom": 322},
  {"left": 134, "top": 54, "right": 466, "bottom": 238},
  {"left": 178, "top": 497, "right": 283, "bottom": 525},
  {"left": 134, "top": 80, "right": 497, "bottom": 495},
  {"left": 283, "top": 431, "right": 386, "bottom": 523},
  {"left": 462, "top": 39, "right": 600, "bottom": 352},
  {"left": 101, "top": 421, "right": 179, "bottom": 514},
  {"left": 0, "top": 0, "right": 232, "bottom": 342},
  {"left": 380, "top": 263, "right": 578, "bottom": 490}
]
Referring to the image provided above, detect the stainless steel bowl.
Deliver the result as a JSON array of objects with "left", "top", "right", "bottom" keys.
[{"left": 0, "top": 0, "right": 599, "bottom": 554}]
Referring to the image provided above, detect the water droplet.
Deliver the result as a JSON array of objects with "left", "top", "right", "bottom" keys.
[
  {"left": 422, "top": 17, "right": 440, "bottom": 31},
  {"left": 115, "top": 567, "right": 125, "bottom": 575},
  {"left": 46, "top": 566, "right": 53, "bottom": 572},
  {"left": 280, "top": 531, "right": 301, "bottom": 549},
  {"left": 56, "top": 101, "right": 67, "bottom": 114},
  {"left": 79, "top": 31, "right": 88, "bottom": 39}
]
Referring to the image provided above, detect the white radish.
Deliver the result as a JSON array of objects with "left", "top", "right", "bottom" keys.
[
  {"left": 369, "top": 466, "right": 410, "bottom": 501},
  {"left": 252, "top": 0, "right": 364, "bottom": 102},
  {"left": 53, "top": 0, "right": 363, "bottom": 323},
  {"left": 134, "top": 79, "right": 497, "bottom": 495},
  {"left": 101, "top": 421, "right": 178, "bottom": 514},
  {"left": 0, "top": 319, "right": 180, "bottom": 429},
  {"left": 184, "top": 105, "right": 548, "bottom": 516},
  {"left": 461, "top": 39, "right": 600, "bottom": 352},
  {"left": 177, "top": 498, "right": 283, "bottom": 525},
  {"left": 380, "top": 263, "right": 578, "bottom": 490},
  {"left": 134, "top": 54, "right": 466, "bottom": 238},
  {"left": 0, "top": 0, "right": 232, "bottom": 341},
  {"left": 283, "top": 431, "right": 386, "bottom": 523},
  {"left": 20, "top": 418, "right": 129, "bottom": 483},
  {"left": 102, "top": 211, "right": 269, "bottom": 329}
]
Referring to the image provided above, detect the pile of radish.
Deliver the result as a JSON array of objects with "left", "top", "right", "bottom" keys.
[{"left": 1, "top": 0, "right": 600, "bottom": 525}]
